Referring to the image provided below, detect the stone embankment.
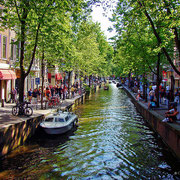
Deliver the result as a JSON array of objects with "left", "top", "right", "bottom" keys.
[
  {"left": 123, "top": 86, "right": 180, "bottom": 160},
  {"left": 0, "top": 93, "right": 87, "bottom": 158}
]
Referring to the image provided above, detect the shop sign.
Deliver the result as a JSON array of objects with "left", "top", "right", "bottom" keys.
[{"left": 35, "top": 77, "right": 40, "bottom": 85}]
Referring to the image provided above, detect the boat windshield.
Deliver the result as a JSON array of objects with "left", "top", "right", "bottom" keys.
[
  {"left": 65, "top": 116, "right": 69, "bottom": 121},
  {"left": 55, "top": 118, "right": 65, "bottom": 122},
  {"left": 45, "top": 117, "right": 54, "bottom": 122}
]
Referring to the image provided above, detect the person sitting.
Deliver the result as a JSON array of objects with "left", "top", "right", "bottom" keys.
[
  {"left": 149, "top": 88, "right": 155, "bottom": 102},
  {"left": 136, "top": 89, "right": 141, "bottom": 101},
  {"left": 148, "top": 99, "right": 157, "bottom": 109},
  {"left": 165, "top": 105, "right": 179, "bottom": 123}
]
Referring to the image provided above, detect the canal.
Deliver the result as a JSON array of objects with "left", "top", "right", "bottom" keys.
[{"left": 0, "top": 84, "right": 180, "bottom": 179}]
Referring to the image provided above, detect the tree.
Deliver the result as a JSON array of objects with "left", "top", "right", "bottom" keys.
[
  {"left": 0, "top": 0, "right": 85, "bottom": 102},
  {"left": 112, "top": 0, "right": 180, "bottom": 75},
  {"left": 75, "top": 19, "right": 114, "bottom": 85}
]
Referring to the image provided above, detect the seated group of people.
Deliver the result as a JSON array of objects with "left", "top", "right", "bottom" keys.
[{"left": 163, "top": 103, "right": 179, "bottom": 123}]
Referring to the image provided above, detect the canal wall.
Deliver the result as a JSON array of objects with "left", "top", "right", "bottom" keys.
[
  {"left": 0, "top": 115, "right": 44, "bottom": 157},
  {"left": 0, "top": 84, "right": 102, "bottom": 158},
  {"left": 123, "top": 86, "right": 180, "bottom": 159},
  {"left": 0, "top": 93, "right": 87, "bottom": 158}
]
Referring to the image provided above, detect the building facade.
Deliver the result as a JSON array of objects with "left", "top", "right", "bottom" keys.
[{"left": 0, "top": 29, "right": 16, "bottom": 103}]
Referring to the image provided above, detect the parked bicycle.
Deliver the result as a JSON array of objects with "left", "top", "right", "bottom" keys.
[{"left": 12, "top": 101, "right": 33, "bottom": 117}]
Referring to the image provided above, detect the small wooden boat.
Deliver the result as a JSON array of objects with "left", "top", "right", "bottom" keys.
[{"left": 40, "top": 111, "right": 78, "bottom": 135}]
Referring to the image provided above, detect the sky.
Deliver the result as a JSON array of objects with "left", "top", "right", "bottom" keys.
[{"left": 91, "top": 2, "right": 117, "bottom": 40}]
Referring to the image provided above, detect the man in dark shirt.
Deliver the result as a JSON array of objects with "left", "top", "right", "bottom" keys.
[{"left": 32, "top": 89, "right": 38, "bottom": 104}]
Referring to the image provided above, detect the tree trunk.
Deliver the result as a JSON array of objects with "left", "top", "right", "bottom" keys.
[
  {"left": 142, "top": 73, "right": 145, "bottom": 100},
  {"left": 19, "top": 14, "right": 26, "bottom": 103},
  {"left": 128, "top": 72, "right": 130, "bottom": 88},
  {"left": 142, "top": 73, "right": 148, "bottom": 102},
  {"left": 170, "top": 75, "right": 175, "bottom": 102},
  {"left": 145, "top": 82, "right": 148, "bottom": 102},
  {"left": 19, "top": 72, "right": 25, "bottom": 102},
  {"left": 68, "top": 71, "right": 71, "bottom": 98},
  {"left": 89, "top": 75, "right": 91, "bottom": 87},
  {"left": 41, "top": 48, "right": 45, "bottom": 109},
  {"left": 156, "top": 52, "right": 161, "bottom": 107}
]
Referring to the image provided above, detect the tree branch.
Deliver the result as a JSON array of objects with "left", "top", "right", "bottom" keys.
[
  {"left": 163, "top": 0, "right": 180, "bottom": 58},
  {"left": 173, "top": 27, "right": 180, "bottom": 58},
  {"left": 13, "top": 0, "right": 21, "bottom": 21},
  {"left": 146, "top": 60, "right": 157, "bottom": 75},
  {"left": 25, "top": 22, "right": 41, "bottom": 77},
  {"left": 138, "top": 0, "right": 180, "bottom": 75},
  {"left": 25, "top": 1, "right": 51, "bottom": 77}
]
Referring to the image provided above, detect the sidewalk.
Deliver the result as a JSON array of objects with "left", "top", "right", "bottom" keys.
[
  {"left": 125, "top": 86, "right": 180, "bottom": 131},
  {"left": 0, "top": 95, "right": 81, "bottom": 129}
]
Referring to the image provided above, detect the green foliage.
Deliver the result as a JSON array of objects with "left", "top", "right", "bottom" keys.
[
  {"left": 74, "top": 18, "right": 114, "bottom": 77},
  {"left": 83, "top": 83, "right": 90, "bottom": 92},
  {"left": 0, "top": 0, "right": 114, "bottom": 89},
  {"left": 110, "top": 0, "right": 180, "bottom": 76}
]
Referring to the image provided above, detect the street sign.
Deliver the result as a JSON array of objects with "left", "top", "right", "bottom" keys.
[{"left": 35, "top": 78, "right": 40, "bottom": 85}]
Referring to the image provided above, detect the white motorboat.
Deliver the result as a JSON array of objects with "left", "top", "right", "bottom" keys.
[{"left": 40, "top": 111, "right": 78, "bottom": 135}]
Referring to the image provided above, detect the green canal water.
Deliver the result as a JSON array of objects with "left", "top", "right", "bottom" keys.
[{"left": 0, "top": 84, "right": 180, "bottom": 179}]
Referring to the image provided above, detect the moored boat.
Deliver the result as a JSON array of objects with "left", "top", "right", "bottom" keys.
[{"left": 40, "top": 111, "right": 78, "bottom": 135}]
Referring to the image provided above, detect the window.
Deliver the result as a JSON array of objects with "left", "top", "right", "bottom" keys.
[
  {"left": 3, "top": 36, "right": 7, "bottom": 59},
  {"left": 10, "top": 39, "right": 14, "bottom": 60},
  {"left": 55, "top": 118, "right": 65, "bottom": 122},
  {"left": 45, "top": 118, "right": 54, "bottom": 122},
  {"left": 65, "top": 116, "right": 68, "bottom": 121},
  {"left": 16, "top": 41, "right": 20, "bottom": 61}
]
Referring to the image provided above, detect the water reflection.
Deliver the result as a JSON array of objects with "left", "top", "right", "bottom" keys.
[{"left": 0, "top": 84, "right": 180, "bottom": 179}]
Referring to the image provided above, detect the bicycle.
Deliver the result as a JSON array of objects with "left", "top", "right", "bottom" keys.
[{"left": 12, "top": 101, "right": 33, "bottom": 117}]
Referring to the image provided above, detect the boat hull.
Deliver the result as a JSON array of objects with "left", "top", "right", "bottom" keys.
[
  {"left": 43, "top": 121, "right": 74, "bottom": 135},
  {"left": 40, "top": 114, "right": 78, "bottom": 135}
]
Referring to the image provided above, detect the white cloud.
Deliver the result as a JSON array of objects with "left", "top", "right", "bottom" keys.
[{"left": 91, "top": 3, "right": 116, "bottom": 40}]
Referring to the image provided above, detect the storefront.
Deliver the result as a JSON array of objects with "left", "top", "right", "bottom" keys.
[{"left": 0, "top": 69, "right": 16, "bottom": 102}]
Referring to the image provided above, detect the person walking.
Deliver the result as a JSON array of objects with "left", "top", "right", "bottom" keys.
[
  {"left": 45, "top": 87, "right": 51, "bottom": 100},
  {"left": 32, "top": 89, "right": 38, "bottom": 105},
  {"left": 55, "top": 85, "right": 59, "bottom": 96},
  {"left": 51, "top": 86, "right": 55, "bottom": 97},
  {"left": 174, "top": 89, "right": 179, "bottom": 104},
  {"left": 62, "top": 85, "right": 67, "bottom": 100},
  {"left": 58, "top": 85, "right": 62, "bottom": 99},
  {"left": 160, "top": 87, "right": 165, "bottom": 104},
  {"left": 71, "top": 85, "right": 75, "bottom": 98},
  {"left": 12, "top": 88, "right": 17, "bottom": 103},
  {"left": 27, "top": 89, "right": 32, "bottom": 103}
]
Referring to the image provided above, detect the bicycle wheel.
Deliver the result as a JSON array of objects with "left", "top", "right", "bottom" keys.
[
  {"left": 24, "top": 107, "right": 33, "bottom": 117},
  {"left": 12, "top": 106, "right": 19, "bottom": 116}
]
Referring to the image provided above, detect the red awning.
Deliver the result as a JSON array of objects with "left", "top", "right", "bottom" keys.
[
  {"left": 55, "top": 73, "right": 62, "bottom": 80},
  {"left": 48, "top": 73, "right": 51, "bottom": 79},
  {"left": 0, "top": 69, "right": 17, "bottom": 80}
]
